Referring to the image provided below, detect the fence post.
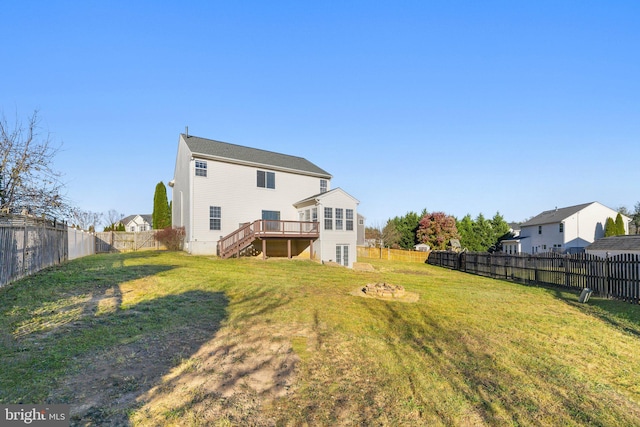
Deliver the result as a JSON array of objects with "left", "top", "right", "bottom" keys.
[{"left": 605, "top": 255, "right": 610, "bottom": 298}]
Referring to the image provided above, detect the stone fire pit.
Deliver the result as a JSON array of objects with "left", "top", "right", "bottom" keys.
[{"left": 351, "top": 282, "right": 419, "bottom": 303}]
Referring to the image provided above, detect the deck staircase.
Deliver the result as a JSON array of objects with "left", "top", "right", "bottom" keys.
[{"left": 218, "top": 220, "right": 319, "bottom": 259}]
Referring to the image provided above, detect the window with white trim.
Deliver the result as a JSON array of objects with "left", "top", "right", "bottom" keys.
[
  {"left": 335, "top": 208, "right": 343, "bottom": 230},
  {"left": 195, "top": 160, "right": 207, "bottom": 177},
  {"left": 346, "top": 209, "right": 354, "bottom": 231},
  {"left": 210, "top": 206, "right": 221, "bottom": 230},
  {"left": 320, "top": 179, "right": 327, "bottom": 193},
  {"left": 324, "top": 207, "right": 333, "bottom": 230},
  {"left": 257, "top": 170, "right": 275, "bottom": 189}
]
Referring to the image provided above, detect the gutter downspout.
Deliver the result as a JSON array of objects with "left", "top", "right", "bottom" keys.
[{"left": 189, "top": 157, "right": 194, "bottom": 254}]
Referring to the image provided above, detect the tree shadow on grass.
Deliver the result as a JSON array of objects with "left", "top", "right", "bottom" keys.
[
  {"left": 53, "top": 290, "right": 229, "bottom": 426},
  {"left": 0, "top": 258, "right": 229, "bottom": 426}
]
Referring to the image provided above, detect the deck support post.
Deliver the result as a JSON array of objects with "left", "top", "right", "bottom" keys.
[
  {"left": 288, "top": 239, "right": 292, "bottom": 259},
  {"left": 262, "top": 239, "right": 267, "bottom": 260},
  {"left": 309, "top": 240, "right": 314, "bottom": 260}
]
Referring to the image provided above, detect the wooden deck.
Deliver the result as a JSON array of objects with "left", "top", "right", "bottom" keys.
[{"left": 219, "top": 220, "right": 319, "bottom": 259}]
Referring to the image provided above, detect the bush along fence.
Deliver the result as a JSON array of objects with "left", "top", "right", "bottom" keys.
[
  {"left": 427, "top": 251, "right": 640, "bottom": 303},
  {"left": 0, "top": 214, "right": 68, "bottom": 288}
]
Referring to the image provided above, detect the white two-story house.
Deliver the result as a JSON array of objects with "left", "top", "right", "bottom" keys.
[
  {"left": 502, "top": 202, "right": 630, "bottom": 255},
  {"left": 169, "top": 133, "right": 359, "bottom": 267}
]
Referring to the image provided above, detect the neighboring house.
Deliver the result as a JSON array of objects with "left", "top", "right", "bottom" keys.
[
  {"left": 501, "top": 223, "right": 521, "bottom": 254},
  {"left": 414, "top": 243, "right": 430, "bottom": 252},
  {"left": 121, "top": 214, "right": 152, "bottom": 232},
  {"left": 169, "top": 133, "right": 360, "bottom": 267},
  {"left": 357, "top": 214, "right": 366, "bottom": 246},
  {"left": 508, "top": 202, "right": 630, "bottom": 255},
  {"left": 585, "top": 235, "right": 640, "bottom": 258}
]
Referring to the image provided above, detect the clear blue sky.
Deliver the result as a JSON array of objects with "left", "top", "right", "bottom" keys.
[{"left": 2, "top": 1, "right": 639, "bottom": 227}]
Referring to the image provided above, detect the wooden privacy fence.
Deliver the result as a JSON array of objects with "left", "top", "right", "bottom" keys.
[
  {"left": 95, "top": 231, "right": 159, "bottom": 253},
  {"left": 0, "top": 214, "right": 68, "bottom": 288},
  {"left": 428, "top": 251, "right": 640, "bottom": 303},
  {"left": 357, "top": 246, "right": 430, "bottom": 263}
]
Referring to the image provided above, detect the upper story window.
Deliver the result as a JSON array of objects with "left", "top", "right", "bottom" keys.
[
  {"left": 335, "top": 208, "right": 344, "bottom": 230},
  {"left": 346, "top": 209, "right": 354, "bottom": 231},
  {"left": 559, "top": 223, "right": 564, "bottom": 233},
  {"left": 195, "top": 160, "right": 207, "bottom": 177},
  {"left": 538, "top": 225, "right": 542, "bottom": 235},
  {"left": 320, "top": 179, "right": 327, "bottom": 193},
  {"left": 312, "top": 208, "right": 318, "bottom": 222},
  {"left": 324, "top": 207, "right": 333, "bottom": 230},
  {"left": 257, "top": 170, "right": 275, "bottom": 189}
]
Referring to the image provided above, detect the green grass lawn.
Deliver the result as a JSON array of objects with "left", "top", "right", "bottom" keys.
[{"left": 1, "top": 251, "right": 640, "bottom": 426}]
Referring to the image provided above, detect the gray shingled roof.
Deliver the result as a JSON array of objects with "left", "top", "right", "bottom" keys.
[
  {"left": 520, "top": 202, "right": 595, "bottom": 227},
  {"left": 183, "top": 134, "right": 332, "bottom": 178},
  {"left": 586, "top": 235, "right": 640, "bottom": 251}
]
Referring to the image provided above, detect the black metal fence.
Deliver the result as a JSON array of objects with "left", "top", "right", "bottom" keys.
[{"left": 427, "top": 251, "right": 640, "bottom": 303}]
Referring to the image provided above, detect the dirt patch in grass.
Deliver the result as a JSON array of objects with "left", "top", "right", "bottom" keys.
[
  {"left": 129, "top": 323, "right": 304, "bottom": 426},
  {"left": 49, "top": 321, "right": 302, "bottom": 426},
  {"left": 353, "top": 262, "right": 376, "bottom": 272}
]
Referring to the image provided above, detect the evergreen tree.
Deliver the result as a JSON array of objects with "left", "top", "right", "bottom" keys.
[
  {"left": 457, "top": 214, "right": 480, "bottom": 251},
  {"left": 604, "top": 217, "right": 616, "bottom": 237},
  {"left": 389, "top": 210, "right": 424, "bottom": 250},
  {"left": 152, "top": 182, "right": 171, "bottom": 229},
  {"left": 489, "top": 212, "right": 512, "bottom": 252},
  {"left": 615, "top": 213, "right": 626, "bottom": 236}
]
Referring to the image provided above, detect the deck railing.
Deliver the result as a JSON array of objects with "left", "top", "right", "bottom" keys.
[{"left": 219, "top": 220, "right": 319, "bottom": 259}]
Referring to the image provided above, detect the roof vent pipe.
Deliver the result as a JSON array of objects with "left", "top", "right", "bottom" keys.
[{"left": 185, "top": 126, "right": 189, "bottom": 138}]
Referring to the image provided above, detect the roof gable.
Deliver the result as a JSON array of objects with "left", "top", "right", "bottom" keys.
[
  {"left": 294, "top": 188, "right": 360, "bottom": 207},
  {"left": 182, "top": 134, "right": 332, "bottom": 178},
  {"left": 521, "top": 202, "right": 596, "bottom": 227}
]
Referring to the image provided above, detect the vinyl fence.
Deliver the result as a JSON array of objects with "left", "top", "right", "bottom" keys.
[
  {"left": 428, "top": 251, "right": 640, "bottom": 303},
  {"left": 68, "top": 227, "right": 96, "bottom": 260},
  {"left": 357, "top": 246, "right": 430, "bottom": 263},
  {"left": 0, "top": 214, "right": 68, "bottom": 288}
]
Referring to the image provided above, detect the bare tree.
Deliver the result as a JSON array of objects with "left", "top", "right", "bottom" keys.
[
  {"left": 71, "top": 209, "right": 103, "bottom": 231},
  {"left": 0, "top": 110, "right": 67, "bottom": 217},
  {"left": 105, "top": 209, "right": 124, "bottom": 229}
]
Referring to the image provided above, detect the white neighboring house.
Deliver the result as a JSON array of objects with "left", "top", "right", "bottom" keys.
[
  {"left": 121, "top": 214, "right": 152, "bottom": 232},
  {"left": 169, "top": 133, "right": 359, "bottom": 267},
  {"left": 504, "top": 202, "right": 630, "bottom": 255}
]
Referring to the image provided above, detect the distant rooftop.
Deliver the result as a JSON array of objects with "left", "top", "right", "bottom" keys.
[
  {"left": 586, "top": 235, "right": 640, "bottom": 251},
  {"left": 520, "top": 202, "right": 595, "bottom": 227},
  {"left": 182, "top": 134, "right": 332, "bottom": 179}
]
